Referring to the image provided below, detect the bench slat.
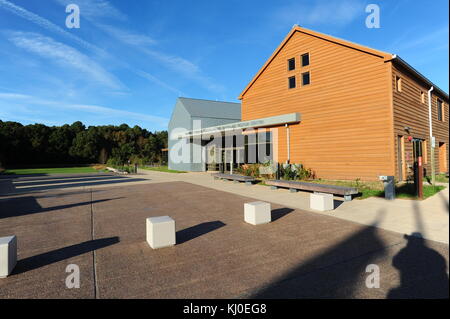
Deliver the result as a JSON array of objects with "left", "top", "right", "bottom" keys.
[
  {"left": 212, "top": 173, "right": 256, "bottom": 182},
  {"left": 266, "top": 180, "right": 358, "bottom": 196}
]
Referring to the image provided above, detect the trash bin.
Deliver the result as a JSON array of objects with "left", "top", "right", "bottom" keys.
[{"left": 379, "top": 176, "right": 395, "bottom": 200}]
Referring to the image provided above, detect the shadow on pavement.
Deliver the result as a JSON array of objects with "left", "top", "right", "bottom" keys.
[
  {"left": 0, "top": 196, "right": 123, "bottom": 219},
  {"left": 13, "top": 237, "right": 120, "bottom": 275},
  {"left": 271, "top": 208, "right": 294, "bottom": 222},
  {"left": 177, "top": 221, "right": 226, "bottom": 245},
  {"left": 250, "top": 214, "right": 388, "bottom": 298}
]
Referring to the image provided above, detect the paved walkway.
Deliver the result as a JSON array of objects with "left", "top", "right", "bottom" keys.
[{"left": 137, "top": 170, "right": 449, "bottom": 244}]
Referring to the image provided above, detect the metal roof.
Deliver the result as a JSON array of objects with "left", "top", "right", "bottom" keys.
[{"left": 178, "top": 97, "right": 241, "bottom": 120}]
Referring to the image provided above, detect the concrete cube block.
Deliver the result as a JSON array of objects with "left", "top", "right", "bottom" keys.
[
  {"left": 146, "top": 216, "right": 176, "bottom": 249},
  {"left": 244, "top": 201, "right": 271, "bottom": 225},
  {"left": 310, "top": 193, "right": 334, "bottom": 211},
  {"left": 0, "top": 235, "right": 17, "bottom": 278}
]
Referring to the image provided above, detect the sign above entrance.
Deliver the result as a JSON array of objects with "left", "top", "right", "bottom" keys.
[{"left": 179, "top": 113, "right": 301, "bottom": 138}]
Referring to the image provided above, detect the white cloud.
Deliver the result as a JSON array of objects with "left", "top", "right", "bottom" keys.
[
  {"left": 0, "top": 93, "right": 169, "bottom": 127},
  {"left": 6, "top": 31, "right": 124, "bottom": 90},
  {"left": 96, "top": 24, "right": 156, "bottom": 46},
  {"left": 0, "top": 0, "right": 102, "bottom": 53},
  {"left": 54, "top": 0, "right": 126, "bottom": 21},
  {"left": 275, "top": 0, "right": 365, "bottom": 27}
]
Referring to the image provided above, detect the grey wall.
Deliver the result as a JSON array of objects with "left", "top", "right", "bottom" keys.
[{"left": 168, "top": 99, "right": 241, "bottom": 172}]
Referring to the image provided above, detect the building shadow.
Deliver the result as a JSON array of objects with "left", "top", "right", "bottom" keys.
[
  {"left": 250, "top": 211, "right": 388, "bottom": 298},
  {"left": 177, "top": 221, "right": 226, "bottom": 245},
  {"left": 13, "top": 237, "right": 120, "bottom": 275},
  {"left": 0, "top": 197, "right": 123, "bottom": 219},
  {"left": 271, "top": 208, "right": 294, "bottom": 222}
]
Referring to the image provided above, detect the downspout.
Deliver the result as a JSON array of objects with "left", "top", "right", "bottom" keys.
[
  {"left": 285, "top": 124, "right": 290, "bottom": 164},
  {"left": 428, "top": 86, "right": 435, "bottom": 185}
]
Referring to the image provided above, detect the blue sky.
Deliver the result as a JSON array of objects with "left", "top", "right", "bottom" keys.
[{"left": 0, "top": 0, "right": 448, "bottom": 131}]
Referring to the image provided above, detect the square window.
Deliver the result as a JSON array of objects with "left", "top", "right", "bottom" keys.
[
  {"left": 288, "top": 76, "right": 296, "bottom": 89},
  {"left": 288, "top": 58, "right": 295, "bottom": 71},
  {"left": 302, "top": 72, "right": 310, "bottom": 86},
  {"left": 301, "top": 53, "right": 310, "bottom": 67}
]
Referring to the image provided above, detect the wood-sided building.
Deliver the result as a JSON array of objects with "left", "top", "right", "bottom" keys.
[{"left": 238, "top": 26, "right": 449, "bottom": 181}]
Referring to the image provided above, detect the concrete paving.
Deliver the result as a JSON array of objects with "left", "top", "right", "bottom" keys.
[
  {"left": 137, "top": 170, "right": 450, "bottom": 244},
  {"left": 0, "top": 173, "right": 448, "bottom": 298}
]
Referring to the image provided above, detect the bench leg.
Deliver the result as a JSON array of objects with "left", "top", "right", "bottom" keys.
[
  {"left": 344, "top": 195, "right": 352, "bottom": 202},
  {"left": 289, "top": 188, "right": 299, "bottom": 193},
  {"left": 270, "top": 186, "right": 278, "bottom": 190},
  {"left": 245, "top": 181, "right": 253, "bottom": 186}
]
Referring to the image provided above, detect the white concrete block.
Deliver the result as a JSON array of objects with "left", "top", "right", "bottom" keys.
[
  {"left": 146, "top": 216, "right": 176, "bottom": 249},
  {"left": 244, "top": 201, "right": 271, "bottom": 225},
  {"left": 0, "top": 235, "right": 17, "bottom": 278},
  {"left": 310, "top": 193, "right": 334, "bottom": 211}
]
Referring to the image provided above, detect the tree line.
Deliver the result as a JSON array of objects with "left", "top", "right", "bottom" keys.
[{"left": 0, "top": 120, "right": 168, "bottom": 168}]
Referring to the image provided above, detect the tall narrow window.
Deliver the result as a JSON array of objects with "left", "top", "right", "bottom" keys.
[
  {"left": 421, "top": 91, "right": 425, "bottom": 103},
  {"left": 288, "top": 76, "right": 296, "bottom": 89},
  {"left": 288, "top": 58, "right": 295, "bottom": 71},
  {"left": 301, "top": 53, "right": 310, "bottom": 67},
  {"left": 396, "top": 76, "right": 402, "bottom": 92},
  {"left": 301, "top": 72, "right": 310, "bottom": 86},
  {"left": 437, "top": 99, "right": 443, "bottom": 121}
]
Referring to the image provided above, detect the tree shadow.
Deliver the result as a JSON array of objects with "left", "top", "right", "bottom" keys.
[
  {"left": 13, "top": 237, "right": 120, "bottom": 275},
  {"left": 0, "top": 197, "right": 123, "bottom": 219},
  {"left": 176, "top": 221, "right": 226, "bottom": 245},
  {"left": 250, "top": 211, "right": 388, "bottom": 298},
  {"left": 271, "top": 208, "right": 294, "bottom": 222}
]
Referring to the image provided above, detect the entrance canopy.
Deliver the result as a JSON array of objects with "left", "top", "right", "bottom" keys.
[{"left": 178, "top": 112, "right": 301, "bottom": 138}]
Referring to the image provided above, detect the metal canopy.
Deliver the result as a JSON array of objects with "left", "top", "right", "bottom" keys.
[{"left": 179, "top": 112, "right": 301, "bottom": 138}]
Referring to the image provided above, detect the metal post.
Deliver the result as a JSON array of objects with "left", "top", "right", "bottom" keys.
[{"left": 417, "top": 156, "right": 423, "bottom": 199}]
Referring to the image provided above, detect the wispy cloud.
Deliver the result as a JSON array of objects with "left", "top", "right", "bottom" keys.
[
  {"left": 0, "top": 92, "right": 169, "bottom": 127},
  {"left": 275, "top": 0, "right": 365, "bottom": 27},
  {"left": 97, "top": 21, "right": 225, "bottom": 94},
  {"left": 6, "top": 31, "right": 125, "bottom": 91},
  {"left": 389, "top": 27, "right": 449, "bottom": 53},
  {"left": 0, "top": 0, "right": 102, "bottom": 53},
  {"left": 96, "top": 23, "right": 157, "bottom": 46},
  {"left": 54, "top": 0, "right": 127, "bottom": 21}
]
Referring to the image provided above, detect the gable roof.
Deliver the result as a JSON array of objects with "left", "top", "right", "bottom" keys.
[
  {"left": 238, "top": 26, "right": 448, "bottom": 100},
  {"left": 178, "top": 97, "right": 241, "bottom": 120}
]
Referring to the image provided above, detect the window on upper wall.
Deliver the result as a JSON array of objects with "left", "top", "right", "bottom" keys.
[
  {"left": 421, "top": 91, "right": 425, "bottom": 103},
  {"left": 437, "top": 99, "right": 444, "bottom": 121},
  {"left": 301, "top": 53, "right": 310, "bottom": 67},
  {"left": 288, "top": 76, "right": 296, "bottom": 89},
  {"left": 288, "top": 58, "right": 296, "bottom": 71},
  {"left": 396, "top": 76, "right": 402, "bottom": 92},
  {"left": 301, "top": 72, "right": 310, "bottom": 86}
]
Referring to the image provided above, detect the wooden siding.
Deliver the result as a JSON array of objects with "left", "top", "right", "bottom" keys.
[
  {"left": 241, "top": 30, "right": 394, "bottom": 181},
  {"left": 392, "top": 64, "right": 449, "bottom": 180}
]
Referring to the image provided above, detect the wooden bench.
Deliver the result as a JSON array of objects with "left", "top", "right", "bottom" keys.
[
  {"left": 212, "top": 173, "right": 256, "bottom": 185},
  {"left": 266, "top": 180, "right": 358, "bottom": 201}
]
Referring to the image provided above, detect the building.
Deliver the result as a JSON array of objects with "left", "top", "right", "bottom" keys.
[
  {"left": 169, "top": 26, "right": 449, "bottom": 181},
  {"left": 168, "top": 97, "right": 241, "bottom": 172}
]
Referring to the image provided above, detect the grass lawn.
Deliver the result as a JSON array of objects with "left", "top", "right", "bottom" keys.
[
  {"left": 141, "top": 166, "right": 186, "bottom": 173},
  {"left": 1, "top": 166, "right": 99, "bottom": 175},
  {"left": 425, "top": 173, "right": 449, "bottom": 184},
  {"left": 308, "top": 179, "right": 445, "bottom": 200}
]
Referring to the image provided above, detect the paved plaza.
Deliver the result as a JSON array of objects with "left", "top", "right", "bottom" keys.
[{"left": 0, "top": 173, "right": 448, "bottom": 298}]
